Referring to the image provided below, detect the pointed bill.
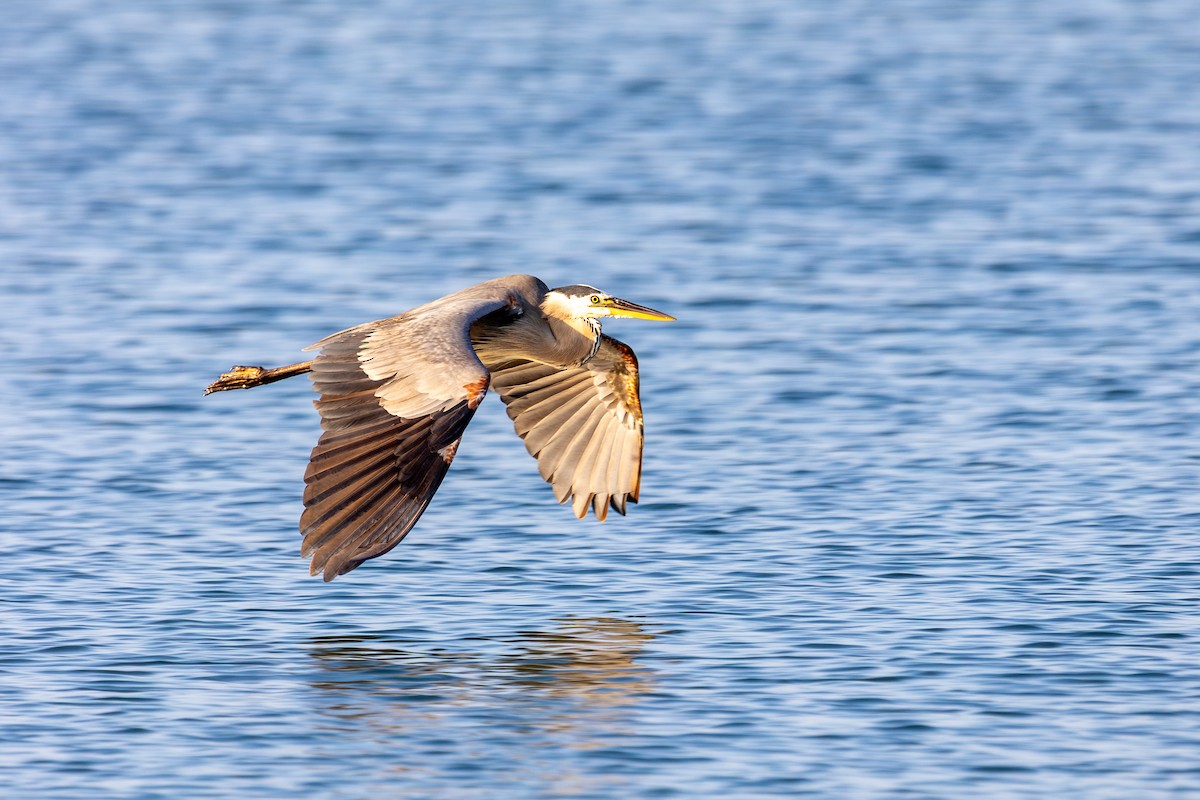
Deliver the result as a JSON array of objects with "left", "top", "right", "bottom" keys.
[{"left": 606, "top": 297, "right": 676, "bottom": 321}]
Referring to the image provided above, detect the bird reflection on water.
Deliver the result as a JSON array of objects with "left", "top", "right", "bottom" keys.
[{"left": 307, "top": 617, "right": 656, "bottom": 774}]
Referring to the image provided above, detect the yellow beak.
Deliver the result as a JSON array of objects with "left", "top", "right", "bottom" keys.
[{"left": 606, "top": 297, "right": 677, "bottom": 321}]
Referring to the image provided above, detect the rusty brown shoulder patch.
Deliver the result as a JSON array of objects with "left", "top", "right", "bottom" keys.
[
  {"left": 437, "top": 439, "right": 461, "bottom": 464},
  {"left": 464, "top": 376, "right": 490, "bottom": 408}
]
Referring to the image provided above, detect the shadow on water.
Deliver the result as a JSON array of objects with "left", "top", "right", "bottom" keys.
[{"left": 306, "top": 617, "right": 656, "bottom": 754}]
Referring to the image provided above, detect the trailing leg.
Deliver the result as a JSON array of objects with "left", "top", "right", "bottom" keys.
[{"left": 205, "top": 360, "right": 315, "bottom": 395}]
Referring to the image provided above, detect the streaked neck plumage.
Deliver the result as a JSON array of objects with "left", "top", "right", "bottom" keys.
[
  {"left": 540, "top": 313, "right": 601, "bottom": 366},
  {"left": 539, "top": 293, "right": 604, "bottom": 366}
]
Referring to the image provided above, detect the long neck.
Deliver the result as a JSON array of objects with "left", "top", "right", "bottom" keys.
[
  {"left": 471, "top": 312, "right": 600, "bottom": 370},
  {"left": 544, "top": 314, "right": 602, "bottom": 365}
]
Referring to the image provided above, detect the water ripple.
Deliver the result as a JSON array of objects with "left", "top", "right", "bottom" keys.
[{"left": 4, "top": 0, "right": 1200, "bottom": 798}]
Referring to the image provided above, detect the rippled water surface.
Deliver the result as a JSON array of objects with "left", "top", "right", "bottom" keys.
[{"left": 3, "top": 1, "right": 1200, "bottom": 798}]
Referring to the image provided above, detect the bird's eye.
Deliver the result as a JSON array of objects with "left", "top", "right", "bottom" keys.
[{"left": 589, "top": 295, "right": 601, "bottom": 304}]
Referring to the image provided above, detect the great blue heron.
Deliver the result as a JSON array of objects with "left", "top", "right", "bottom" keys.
[{"left": 205, "top": 274, "right": 675, "bottom": 580}]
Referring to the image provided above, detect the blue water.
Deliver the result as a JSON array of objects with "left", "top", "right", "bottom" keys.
[{"left": 3, "top": 1, "right": 1200, "bottom": 797}]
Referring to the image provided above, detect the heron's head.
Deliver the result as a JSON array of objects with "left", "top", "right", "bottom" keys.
[{"left": 544, "top": 285, "right": 677, "bottom": 324}]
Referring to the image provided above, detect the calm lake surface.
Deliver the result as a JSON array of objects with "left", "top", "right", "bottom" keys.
[{"left": 3, "top": 1, "right": 1200, "bottom": 798}]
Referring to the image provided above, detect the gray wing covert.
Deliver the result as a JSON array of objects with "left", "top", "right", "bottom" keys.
[
  {"left": 490, "top": 335, "right": 644, "bottom": 521},
  {"left": 298, "top": 280, "right": 537, "bottom": 580}
]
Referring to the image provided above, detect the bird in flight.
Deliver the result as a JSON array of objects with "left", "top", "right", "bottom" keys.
[{"left": 205, "top": 274, "right": 675, "bottom": 580}]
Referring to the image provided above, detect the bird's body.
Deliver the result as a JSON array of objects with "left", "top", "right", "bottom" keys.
[{"left": 206, "top": 275, "right": 674, "bottom": 580}]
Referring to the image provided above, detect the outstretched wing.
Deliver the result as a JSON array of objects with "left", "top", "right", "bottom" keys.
[
  {"left": 299, "top": 277, "right": 543, "bottom": 580},
  {"left": 490, "top": 335, "right": 644, "bottom": 521}
]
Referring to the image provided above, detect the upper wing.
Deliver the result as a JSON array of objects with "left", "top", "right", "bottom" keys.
[
  {"left": 489, "top": 335, "right": 644, "bottom": 521},
  {"left": 298, "top": 278, "right": 540, "bottom": 580}
]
